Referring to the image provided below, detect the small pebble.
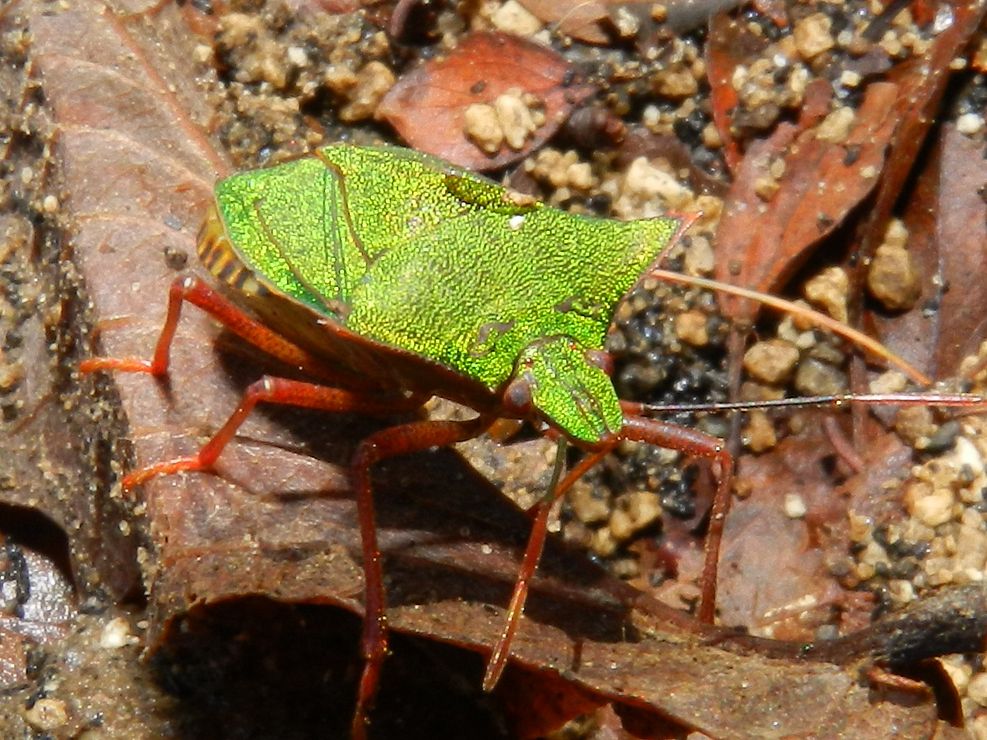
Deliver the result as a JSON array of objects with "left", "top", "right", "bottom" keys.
[
  {"left": 968, "top": 672, "right": 987, "bottom": 707},
  {"left": 879, "top": 30, "right": 904, "bottom": 57},
  {"left": 867, "top": 244, "right": 921, "bottom": 311},
  {"left": 955, "top": 524, "right": 987, "bottom": 571},
  {"left": 839, "top": 70, "right": 862, "bottom": 87},
  {"left": 610, "top": 491, "right": 661, "bottom": 541},
  {"left": 490, "top": 0, "right": 542, "bottom": 36},
  {"left": 618, "top": 157, "right": 693, "bottom": 212},
  {"left": 655, "top": 67, "right": 699, "bottom": 98},
  {"left": 887, "top": 579, "right": 915, "bottom": 603},
  {"left": 803, "top": 267, "right": 849, "bottom": 323},
  {"left": 939, "top": 656, "right": 972, "bottom": 693},
  {"left": 783, "top": 492, "right": 807, "bottom": 518},
  {"left": 684, "top": 236, "right": 715, "bottom": 276},
  {"left": 286, "top": 46, "right": 308, "bottom": 67},
  {"left": 894, "top": 406, "right": 937, "bottom": 448},
  {"left": 675, "top": 310, "right": 709, "bottom": 347},
  {"left": 23, "top": 698, "right": 68, "bottom": 731},
  {"left": 701, "top": 122, "right": 723, "bottom": 149},
  {"left": 464, "top": 103, "right": 503, "bottom": 153},
  {"left": 339, "top": 61, "right": 394, "bottom": 122},
  {"left": 100, "top": 616, "right": 134, "bottom": 649},
  {"left": 794, "top": 357, "right": 847, "bottom": 395},
  {"left": 956, "top": 112, "right": 985, "bottom": 135},
  {"left": 847, "top": 511, "right": 874, "bottom": 543},
  {"left": 494, "top": 90, "right": 539, "bottom": 150},
  {"left": 743, "top": 339, "right": 800, "bottom": 384},
  {"left": 592, "top": 526, "right": 618, "bottom": 558},
  {"left": 869, "top": 370, "right": 908, "bottom": 395},
  {"left": 905, "top": 481, "right": 954, "bottom": 527},
  {"left": 815, "top": 106, "right": 855, "bottom": 144},
  {"left": 793, "top": 13, "right": 835, "bottom": 60},
  {"left": 569, "top": 484, "right": 610, "bottom": 525},
  {"left": 743, "top": 409, "right": 777, "bottom": 452}
]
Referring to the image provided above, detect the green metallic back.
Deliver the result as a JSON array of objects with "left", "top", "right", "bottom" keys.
[
  {"left": 214, "top": 145, "right": 527, "bottom": 316},
  {"left": 211, "top": 144, "right": 681, "bottom": 445},
  {"left": 345, "top": 204, "right": 676, "bottom": 390}
]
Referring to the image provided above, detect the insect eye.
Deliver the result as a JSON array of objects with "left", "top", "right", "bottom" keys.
[
  {"left": 503, "top": 378, "right": 532, "bottom": 416},
  {"left": 585, "top": 350, "right": 613, "bottom": 376}
]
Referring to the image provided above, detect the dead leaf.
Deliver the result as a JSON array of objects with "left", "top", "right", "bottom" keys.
[
  {"left": 515, "top": 0, "right": 614, "bottom": 44},
  {"left": 378, "top": 32, "right": 595, "bottom": 170},
  {"left": 850, "top": 0, "right": 987, "bottom": 276},
  {"left": 871, "top": 124, "right": 987, "bottom": 378},
  {"left": 705, "top": 13, "right": 768, "bottom": 174},
  {"left": 717, "top": 412, "right": 849, "bottom": 639},
  {"left": 714, "top": 81, "right": 899, "bottom": 324}
]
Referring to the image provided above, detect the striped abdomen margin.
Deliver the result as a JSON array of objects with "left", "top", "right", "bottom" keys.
[{"left": 196, "top": 203, "right": 269, "bottom": 299}]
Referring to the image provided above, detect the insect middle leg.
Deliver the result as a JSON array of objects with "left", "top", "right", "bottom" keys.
[{"left": 118, "top": 377, "right": 425, "bottom": 490}]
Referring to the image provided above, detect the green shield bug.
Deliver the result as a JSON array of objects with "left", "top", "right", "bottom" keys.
[{"left": 82, "top": 144, "right": 732, "bottom": 737}]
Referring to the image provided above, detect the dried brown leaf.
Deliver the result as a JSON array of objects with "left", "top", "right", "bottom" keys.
[
  {"left": 705, "top": 13, "right": 768, "bottom": 174},
  {"left": 871, "top": 124, "right": 987, "bottom": 378},
  {"left": 515, "top": 0, "right": 613, "bottom": 43},
  {"left": 378, "top": 32, "right": 595, "bottom": 170},
  {"left": 851, "top": 0, "right": 987, "bottom": 273},
  {"left": 715, "top": 81, "right": 898, "bottom": 324}
]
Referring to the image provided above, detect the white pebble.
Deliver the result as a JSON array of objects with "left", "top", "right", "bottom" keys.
[
  {"left": 100, "top": 616, "right": 134, "bottom": 649},
  {"left": 784, "top": 493, "right": 807, "bottom": 519}
]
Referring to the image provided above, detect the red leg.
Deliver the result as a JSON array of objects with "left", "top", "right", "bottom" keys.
[
  {"left": 619, "top": 416, "right": 732, "bottom": 623},
  {"left": 482, "top": 414, "right": 732, "bottom": 694},
  {"left": 80, "top": 275, "right": 372, "bottom": 389},
  {"left": 483, "top": 443, "right": 613, "bottom": 691},
  {"left": 349, "top": 414, "right": 494, "bottom": 740},
  {"left": 121, "top": 376, "right": 422, "bottom": 490}
]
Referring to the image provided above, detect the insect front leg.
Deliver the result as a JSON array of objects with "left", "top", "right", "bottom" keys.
[
  {"left": 482, "top": 442, "right": 614, "bottom": 691},
  {"left": 349, "top": 414, "right": 495, "bottom": 740},
  {"left": 618, "top": 414, "right": 734, "bottom": 624},
  {"left": 482, "top": 414, "right": 732, "bottom": 693}
]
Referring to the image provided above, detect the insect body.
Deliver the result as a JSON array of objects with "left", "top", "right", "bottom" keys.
[{"left": 82, "top": 144, "right": 731, "bottom": 738}]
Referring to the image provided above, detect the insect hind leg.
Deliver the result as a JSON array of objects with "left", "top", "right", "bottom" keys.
[{"left": 80, "top": 275, "right": 369, "bottom": 389}]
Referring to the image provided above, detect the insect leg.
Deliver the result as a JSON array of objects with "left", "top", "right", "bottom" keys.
[
  {"left": 349, "top": 414, "right": 495, "bottom": 740},
  {"left": 618, "top": 416, "right": 733, "bottom": 624},
  {"left": 121, "top": 377, "right": 421, "bottom": 490},
  {"left": 483, "top": 416, "right": 732, "bottom": 692},
  {"left": 482, "top": 442, "right": 615, "bottom": 692},
  {"left": 81, "top": 275, "right": 368, "bottom": 387}
]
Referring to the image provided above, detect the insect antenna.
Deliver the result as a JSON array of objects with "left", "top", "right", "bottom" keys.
[{"left": 649, "top": 268, "right": 932, "bottom": 387}]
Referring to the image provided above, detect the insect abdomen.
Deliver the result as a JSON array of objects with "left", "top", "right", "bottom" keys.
[{"left": 197, "top": 203, "right": 269, "bottom": 299}]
